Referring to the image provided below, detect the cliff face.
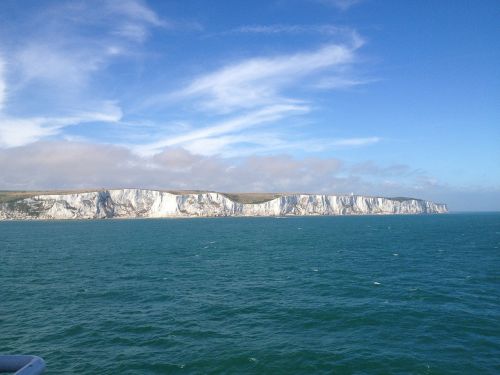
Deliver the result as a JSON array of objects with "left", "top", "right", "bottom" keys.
[{"left": 0, "top": 189, "right": 448, "bottom": 220}]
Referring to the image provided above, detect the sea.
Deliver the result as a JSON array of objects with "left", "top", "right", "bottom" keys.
[{"left": 1, "top": 213, "right": 499, "bottom": 374}]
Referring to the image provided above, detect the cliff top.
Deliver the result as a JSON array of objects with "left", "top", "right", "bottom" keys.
[
  {"left": 0, "top": 190, "right": 284, "bottom": 204},
  {"left": 0, "top": 189, "right": 422, "bottom": 205}
]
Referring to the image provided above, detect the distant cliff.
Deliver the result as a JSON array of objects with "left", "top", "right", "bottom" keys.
[{"left": 0, "top": 189, "right": 448, "bottom": 220}]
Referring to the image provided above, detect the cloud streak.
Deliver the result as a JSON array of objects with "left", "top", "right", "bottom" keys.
[
  {"left": 228, "top": 24, "right": 356, "bottom": 36},
  {"left": 0, "top": 101, "right": 122, "bottom": 148},
  {"left": 0, "top": 56, "right": 5, "bottom": 111},
  {"left": 10, "top": 0, "right": 166, "bottom": 92},
  {"left": 142, "top": 34, "right": 376, "bottom": 157},
  {"left": 177, "top": 41, "right": 362, "bottom": 113},
  {"left": 0, "top": 0, "right": 161, "bottom": 147},
  {"left": 107, "top": 0, "right": 167, "bottom": 42},
  {"left": 134, "top": 104, "right": 310, "bottom": 155},
  {"left": 315, "top": 0, "right": 363, "bottom": 10},
  {"left": 0, "top": 1, "right": 376, "bottom": 158},
  {"left": 132, "top": 27, "right": 381, "bottom": 158}
]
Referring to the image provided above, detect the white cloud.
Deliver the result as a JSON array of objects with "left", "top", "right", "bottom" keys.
[
  {"left": 179, "top": 134, "right": 381, "bottom": 157},
  {"left": 314, "top": 76, "right": 378, "bottom": 89},
  {"left": 0, "top": 1, "right": 155, "bottom": 149},
  {"left": 11, "top": 0, "right": 164, "bottom": 89},
  {"left": 141, "top": 34, "right": 377, "bottom": 158},
  {"left": 0, "top": 101, "right": 122, "bottom": 148},
  {"left": 15, "top": 44, "right": 104, "bottom": 88},
  {"left": 177, "top": 41, "right": 362, "bottom": 113},
  {"left": 73, "top": 101, "right": 123, "bottom": 123},
  {"left": 105, "top": 0, "right": 190, "bottom": 42},
  {"left": 0, "top": 118, "right": 55, "bottom": 148},
  {"left": 107, "top": 0, "right": 164, "bottom": 27},
  {"left": 0, "top": 55, "right": 5, "bottom": 111},
  {"left": 316, "top": 0, "right": 362, "bottom": 10},
  {"left": 331, "top": 137, "right": 381, "bottom": 146},
  {"left": 231, "top": 24, "right": 353, "bottom": 36},
  {"left": 134, "top": 104, "right": 309, "bottom": 155}
]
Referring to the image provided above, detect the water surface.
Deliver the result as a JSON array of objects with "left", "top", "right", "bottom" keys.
[{"left": 1, "top": 214, "right": 499, "bottom": 374}]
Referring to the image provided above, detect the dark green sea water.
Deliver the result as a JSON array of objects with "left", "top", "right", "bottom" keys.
[{"left": 1, "top": 214, "right": 499, "bottom": 374}]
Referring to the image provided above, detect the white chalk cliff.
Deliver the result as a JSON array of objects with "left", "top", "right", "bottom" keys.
[{"left": 0, "top": 189, "right": 447, "bottom": 220}]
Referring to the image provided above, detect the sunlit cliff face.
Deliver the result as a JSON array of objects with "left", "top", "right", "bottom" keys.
[{"left": 0, "top": 189, "right": 447, "bottom": 220}]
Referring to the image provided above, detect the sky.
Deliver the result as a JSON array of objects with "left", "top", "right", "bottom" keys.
[{"left": 0, "top": 0, "right": 498, "bottom": 211}]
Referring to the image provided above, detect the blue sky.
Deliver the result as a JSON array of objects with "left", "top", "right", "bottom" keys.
[{"left": 0, "top": 0, "right": 498, "bottom": 210}]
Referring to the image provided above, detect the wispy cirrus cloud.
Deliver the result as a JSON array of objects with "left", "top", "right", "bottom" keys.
[
  {"left": 106, "top": 0, "right": 167, "bottom": 41},
  {"left": 0, "top": 1, "right": 380, "bottom": 178},
  {"left": 11, "top": 0, "right": 165, "bottom": 91},
  {"left": 176, "top": 41, "right": 363, "bottom": 113},
  {"left": 228, "top": 24, "right": 355, "bottom": 36},
  {"left": 134, "top": 104, "right": 310, "bottom": 156},
  {"left": 0, "top": 56, "right": 5, "bottom": 111},
  {"left": 0, "top": 0, "right": 164, "bottom": 147},
  {"left": 107, "top": 0, "right": 165, "bottom": 26},
  {"left": 313, "top": 76, "right": 379, "bottom": 89},
  {"left": 174, "top": 133, "right": 381, "bottom": 158},
  {"left": 14, "top": 43, "right": 105, "bottom": 89},
  {"left": 142, "top": 31, "right": 377, "bottom": 157},
  {"left": 0, "top": 101, "right": 122, "bottom": 148},
  {"left": 315, "top": 0, "right": 363, "bottom": 10},
  {"left": 332, "top": 137, "right": 380, "bottom": 147}
]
